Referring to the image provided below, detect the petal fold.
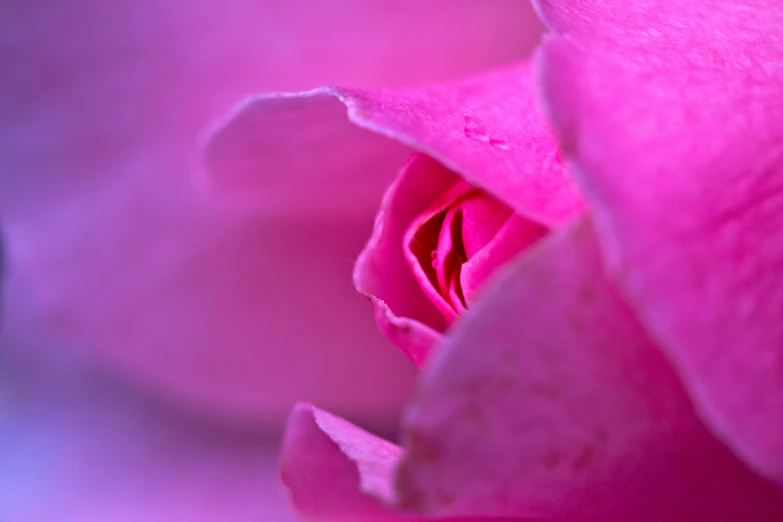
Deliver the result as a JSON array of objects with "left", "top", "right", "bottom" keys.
[
  {"left": 204, "top": 61, "right": 583, "bottom": 225},
  {"left": 395, "top": 219, "right": 783, "bottom": 521},
  {"left": 537, "top": 0, "right": 783, "bottom": 480}
]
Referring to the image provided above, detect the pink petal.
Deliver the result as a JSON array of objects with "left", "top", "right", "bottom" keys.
[
  {"left": 2, "top": 0, "right": 542, "bottom": 427},
  {"left": 281, "top": 403, "right": 403, "bottom": 520},
  {"left": 461, "top": 215, "right": 547, "bottom": 305},
  {"left": 458, "top": 193, "right": 514, "bottom": 259},
  {"left": 395, "top": 219, "right": 783, "bottom": 521},
  {"left": 538, "top": 0, "right": 783, "bottom": 480},
  {"left": 202, "top": 91, "right": 411, "bottom": 217},
  {"left": 354, "top": 154, "right": 450, "bottom": 365},
  {"left": 340, "top": 61, "right": 584, "bottom": 226},
  {"left": 404, "top": 178, "right": 475, "bottom": 323},
  {"left": 206, "top": 61, "right": 583, "bottom": 227},
  {"left": 281, "top": 404, "right": 541, "bottom": 522}
]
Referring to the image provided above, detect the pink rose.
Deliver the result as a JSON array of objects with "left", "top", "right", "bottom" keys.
[
  {"left": 351, "top": 64, "right": 582, "bottom": 365},
  {"left": 227, "top": 0, "right": 783, "bottom": 520},
  {"left": 0, "top": 2, "right": 546, "bottom": 520},
  {"left": 1, "top": 0, "right": 542, "bottom": 428}
]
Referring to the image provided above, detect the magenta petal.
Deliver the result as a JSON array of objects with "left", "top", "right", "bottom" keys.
[
  {"left": 206, "top": 61, "right": 583, "bottom": 225},
  {"left": 203, "top": 91, "right": 411, "bottom": 218},
  {"left": 342, "top": 61, "right": 583, "bottom": 225},
  {"left": 395, "top": 220, "right": 783, "bottom": 521},
  {"left": 457, "top": 194, "right": 513, "bottom": 259},
  {"left": 280, "top": 404, "right": 536, "bottom": 522},
  {"left": 461, "top": 215, "right": 547, "bottom": 305},
  {"left": 281, "top": 403, "right": 403, "bottom": 519},
  {"left": 538, "top": 0, "right": 783, "bottom": 480},
  {"left": 354, "top": 154, "right": 450, "bottom": 364}
]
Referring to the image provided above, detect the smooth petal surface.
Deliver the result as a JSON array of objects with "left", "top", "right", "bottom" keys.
[
  {"left": 396, "top": 220, "right": 783, "bottom": 521},
  {"left": 538, "top": 0, "right": 783, "bottom": 479},
  {"left": 0, "top": 330, "right": 297, "bottom": 522},
  {"left": 5, "top": 202, "right": 417, "bottom": 428},
  {"left": 203, "top": 92, "right": 411, "bottom": 217}
]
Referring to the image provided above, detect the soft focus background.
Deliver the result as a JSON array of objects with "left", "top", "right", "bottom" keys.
[{"left": 0, "top": 1, "right": 542, "bottom": 520}]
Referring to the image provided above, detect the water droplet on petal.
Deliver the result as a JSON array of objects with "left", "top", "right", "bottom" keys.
[{"left": 463, "top": 109, "right": 509, "bottom": 151}]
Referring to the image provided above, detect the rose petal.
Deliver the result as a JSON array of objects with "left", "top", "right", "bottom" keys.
[
  {"left": 461, "top": 215, "right": 547, "bottom": 305},
  {"left": 281, "top": 403, "right": 402, "bottom": 520},
  {"left": 396, "top": 219, "right": 783, "bottom": 521},
  {"left": 407, "top": 179, "right": 475, "bottom": 322},
  {"left": 458, "top": 193, "right": 513, "bottom": 259},
  {"left": 537, "top": 0, "right": 783, "bottom": 480},
  {"left": 354, "top": 154, "right": 451, "bottom": 365},
  {"left": 341, "top": 62, "right": 583, "bottom": 225},
  {"left": 205, "top": 61, "right": 583, "bottom": 226},
  {"left": 202, "top": 92, "right": 411, "bottom": 217},
  {"left": 281, "top": 404, "right": 542, "bottom": 522}
]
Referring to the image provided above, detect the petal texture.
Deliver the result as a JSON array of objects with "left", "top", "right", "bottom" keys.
[
  {"left": 281, "top": 403, "right": 541, "bottom": 522},
  {"left": 396, "top": 220, "right": 783, "bottom": 521},
  {"left": 538, "top": 0, "right": 783, "bottom": 480},
  {"left": 205, "top": 62, "right": 583, "bottom": 227}
]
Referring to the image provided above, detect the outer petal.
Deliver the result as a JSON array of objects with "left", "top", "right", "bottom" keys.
[
  {"left": 281, "top": 404, "right": 539, "bottom": 522},
  {"left": 205, "top": 61, "right": 583, "bottom": 227},
  {"left": 537, "top": 0, "right": 783, "bottom": 479},
  {"left": 0, "top": 336, "right": 297, "bottom": 522},
  {"left": 340, "top": 62, "right": 583, "bottom": 226},
  {"left": 281, "top": 403, "right": 403, "bottom": 520},
  {"left": 5, "top": 192, "right": 418, "bottom": 428},
  {"left": 395, "top": 220, "right": 783, "bottom": 521},
  {"left": 1, "top": 0, "right": 542, "bottom": 426}
]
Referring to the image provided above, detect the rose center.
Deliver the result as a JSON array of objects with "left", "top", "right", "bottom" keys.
[{"left": 403, "top": 180, "right": 545, "bottom": 324}]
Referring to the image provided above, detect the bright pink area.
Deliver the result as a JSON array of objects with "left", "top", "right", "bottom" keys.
[
  {"left": 281, "top": 403, "right": 545, "bottom": 522},
  {"left": 395, "top": 219, "right": 783, "bottom": 521},
  {"left": 341, "top": 61, "right": 584, "bottom": 226},
  {"left": 404, "top": 180, "right": 477, "bottom": 322},
  {"left": 353, "top": 154, "right": 451, "bottom": 365},
  {"left": 538, "top": 0, "right": 783, "bottom": 480},
  {"left": 281, "top": 403, "right": 403, "bottom": 520}
]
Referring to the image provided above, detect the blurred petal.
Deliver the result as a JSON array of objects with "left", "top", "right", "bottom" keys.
[
  {"left": 538, "top": 0, "right": 783, "bottom": 480},
  {"left": 202, "top": 91, "right": 410, "bottom": 217},
  {"left": 396, "top": 220, "right": 783, "bottom": 521},
  {"left": 281, "top": 404, "right": 541, "bottom": 522},
  {"left": 0, "top": 0, "right": 542, "bottom": 426},
  {"left": 205, "top": 61, "right": 581, "bottom": 225},
  {"left": 0, "top": 334, "right": 297, "bottom": 522},
  {"left": 281, "top": 403, "right": 403, "bottom": 520},
  {"left": 5, "top": 200, "right": 417, "bottom": 427}
]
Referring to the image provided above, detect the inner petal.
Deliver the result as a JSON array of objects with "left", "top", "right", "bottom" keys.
[
  {"left": 461, "top": 215, "right": 548, "bottom": 305},
  {"left": 436, "top": 206, "right": 467, "bottom": 314},
  {"left": 457, "top": 192, "right": 514, "bottom": 258},
  {"left": 404, "top": 181, "right": 473, "bottom": 323}
]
